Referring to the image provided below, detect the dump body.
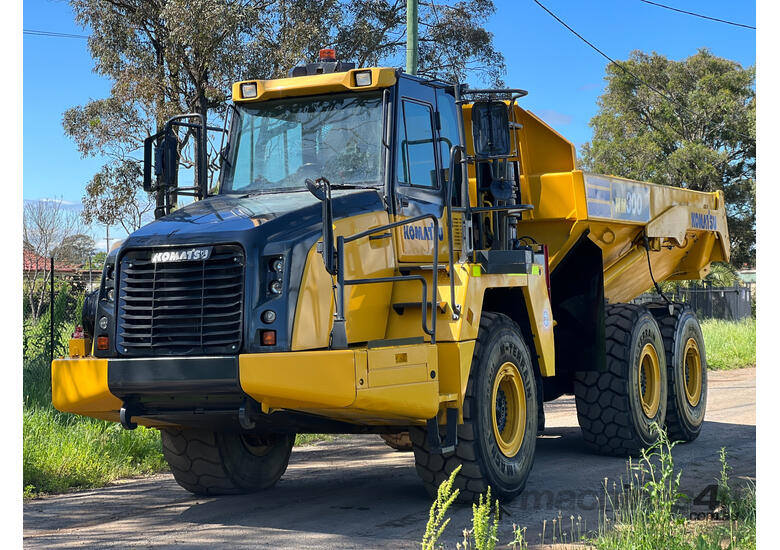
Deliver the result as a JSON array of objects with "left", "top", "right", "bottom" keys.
[{"left": 462, "top": 103, "right": 729, "bottom": 304}]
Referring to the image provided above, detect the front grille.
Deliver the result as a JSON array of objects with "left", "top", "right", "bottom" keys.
[{"left": 117, "top": 245, "right": 244, "bottom": 356}]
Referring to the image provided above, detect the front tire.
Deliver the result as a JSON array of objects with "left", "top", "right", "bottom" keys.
[
  {"left": 574, "top": 303, "right": 667, "bottom": 456},
  {"left": 161, "top": 428, "right": 294, "bottom": 495},
  {"left": 411, "top": 312, "right": 537, "bottom": 502}
]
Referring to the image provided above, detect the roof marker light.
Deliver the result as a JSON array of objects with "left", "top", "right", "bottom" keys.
[
  {"left": 354, "top": 70, "right": 372, "bottom": 87},
  {"left": 240, "top": 82, "right": 258, "bottom": 99}
]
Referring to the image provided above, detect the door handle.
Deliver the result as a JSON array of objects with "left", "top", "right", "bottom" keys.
[{"left": 398, "top": 196, "right": 409, "bottom": 208}]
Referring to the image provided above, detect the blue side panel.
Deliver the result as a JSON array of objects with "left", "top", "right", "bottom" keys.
[{"left": 585, "top": 174, "right": 651, "bottom": 223}]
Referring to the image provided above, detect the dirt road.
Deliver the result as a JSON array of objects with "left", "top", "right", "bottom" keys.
[{"left": 23, "top": 368, "right": 755, "bottom": 549}]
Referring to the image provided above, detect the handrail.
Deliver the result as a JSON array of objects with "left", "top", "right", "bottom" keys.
[{"left": 470, "top": 205, "right": 534, "bottom": 213}]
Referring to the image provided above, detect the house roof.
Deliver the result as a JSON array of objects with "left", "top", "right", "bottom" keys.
[{"left": 23, "top": 250, "right": 80, "bottom": 273}]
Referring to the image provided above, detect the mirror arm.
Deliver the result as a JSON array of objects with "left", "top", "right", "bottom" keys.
[{"left": 445, "top": 144, "right": 463, "bottom": 319}]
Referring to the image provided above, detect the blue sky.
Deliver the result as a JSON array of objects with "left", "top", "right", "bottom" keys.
[{"left": 23, "top": 0, "right": 756, "bottom": 248}]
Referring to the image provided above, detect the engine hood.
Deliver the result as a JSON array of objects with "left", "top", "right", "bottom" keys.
[
  {"left": 97, "top": 187, "right": 387, "bottom": 358},
  {"left": 123, "top": 189, "right": 385, "bottom": 248}
]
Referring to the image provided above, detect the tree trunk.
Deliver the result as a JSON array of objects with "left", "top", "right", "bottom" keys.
[{"left": 194, "top": 84, "right": 209, "bottom": 200}]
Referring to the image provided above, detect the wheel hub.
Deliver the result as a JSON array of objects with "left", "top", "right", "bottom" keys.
[
  {"left": 638, "top": 343, "right": 661, "bottom": 418},
  {"left": 683, "top": 338, "right": 702, "bottom": 406},
  {"left": 240, "top": 433, "right": 275, "bottom": 457},
  {"left": 496, "top": 388, "right": 508, "bottom": 432},
  {"left": 491, "top": 362, "right": 526, "bottom": 457}
]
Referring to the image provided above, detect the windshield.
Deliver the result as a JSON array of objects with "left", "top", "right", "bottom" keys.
[{"left": 221, "top": 92, "right": 385, "bottom": 194}]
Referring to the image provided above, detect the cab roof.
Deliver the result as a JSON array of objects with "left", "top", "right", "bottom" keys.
[{"left": 232, "top": 67, "right": 398, "bottom": 103}]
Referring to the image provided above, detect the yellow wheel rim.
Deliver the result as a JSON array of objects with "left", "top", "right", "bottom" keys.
[
  {"left": 683, "top": 338, "right": 702, "bottom": 407},
  {"left": 638, "top": 343, "right": 661, "bottom": 418},
  {"left": 491, "top": 362, "right": 526, "bottom": 457}
]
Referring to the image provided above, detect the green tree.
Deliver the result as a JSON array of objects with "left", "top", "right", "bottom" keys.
[
  {"left": 581, "top": 49, "right": 755, "bottom": 267},
  {"left": 64, "top": 0, "right": 505, "bottom": 228},
  {"left": 52, "top": 234, "right": 96, "bottom": 267}
]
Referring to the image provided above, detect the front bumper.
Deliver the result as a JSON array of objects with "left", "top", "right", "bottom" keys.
[
  {"left": 52, "top": 346, "right": 441, "bottom": 430},
  {"left": 51, "top": 356, "right": 242, "bottom": 428}
]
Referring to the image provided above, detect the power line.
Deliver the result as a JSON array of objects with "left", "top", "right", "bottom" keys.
[
  {"left": 531, "top": 0, "right": 754, "bottom": 142},
  {"left": 23, "top": 29, "right": 89, "bottom": 39},
  {"left": 638, "top": 0, "right": 756, "bottom": 30}
]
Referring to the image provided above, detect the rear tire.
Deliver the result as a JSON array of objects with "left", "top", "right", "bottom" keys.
[
  {"left": 380, "top": 432, "right": 413, "bottom": 451},
  {"left": 161, "top": 428, "right": 294, "bottom": 495},
  {"left": 574, "top": 303, "right": 667, "bottom": 456},
  {"left": 411, "top": 312, "right": 537, "bottom": 502},
  {"left": 647, "top": 303, "right": 708, "bottom": 442}
]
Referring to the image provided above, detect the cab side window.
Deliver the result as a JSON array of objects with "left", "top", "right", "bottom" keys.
[
  {"left": 397, "top": 100, "right": 438, "bottom": 188},
  {"left": 437, "top": 88, "right": 462, "bottom": 205}
]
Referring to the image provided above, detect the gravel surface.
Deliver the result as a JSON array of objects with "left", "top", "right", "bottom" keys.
[{"left": 23, "top": 368, "right": 755, "bottom": 549}]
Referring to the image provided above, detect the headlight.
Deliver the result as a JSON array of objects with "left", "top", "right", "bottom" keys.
[
  {"left": 266, "top": 255, "right": 285, "bottom": 296},
  {"left": 101, "top": 253, "right": 117, "bottom": 302}
]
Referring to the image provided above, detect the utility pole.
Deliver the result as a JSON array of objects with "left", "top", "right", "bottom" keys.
[
  {"left": 105, "top": 224, "right": 113, "bottom": 254},
  {"left": 50, "top": 256, "right": 54, "bottom": 365},
  {"left": 406, "top": 0, "right": 418, "bottom": 75},
  {"left": 88, "top": 252, "right": 93, "bottom": 290}
]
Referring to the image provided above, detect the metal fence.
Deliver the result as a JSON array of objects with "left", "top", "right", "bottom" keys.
[
  {"left": 23, "top": 255, "right": 102, "bottom": 364},
  {"left": 633, "top": 283, "right": 754, "bottom": 321}
]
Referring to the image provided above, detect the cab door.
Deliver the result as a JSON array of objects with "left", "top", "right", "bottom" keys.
[{"left": 392, "top": 78, "right": 446, "bottom": 264}]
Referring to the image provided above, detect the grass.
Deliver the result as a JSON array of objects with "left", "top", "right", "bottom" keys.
[
  {"left": 701, "top": 318, "right": 756, "bottom": 370},
  {"left": 23, "top": 353, "right": 167, "bottom": 498},
  {"left": 421, "top": 425, "right": 756, "bottom": 550},
  {"left": 23, "top": 405, "right": 166, "bottom": 498},
  {"left": 294, "top": 433, "right": 345, "bottom": 445},
  {"left": 23, "top": 353, "right": 344, "bottom": 498},
  {"left": 590, "top": 428, "right": 755, "bottom": 550}
]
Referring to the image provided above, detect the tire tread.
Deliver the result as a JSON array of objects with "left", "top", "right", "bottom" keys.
[{"left": 573, "top": 303, "right": 662, "bottom": 456}]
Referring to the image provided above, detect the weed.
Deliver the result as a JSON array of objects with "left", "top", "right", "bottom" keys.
[
  {"left": 508, "top": 524, "right": 528, "bottom": 549},
  {"left": 421, "top": 465, "right": 461, "bottom": 550},
  {"left": 589, "top": 424, "right": 756, "bottom": 550},
  {"left": 458, "top": 486, "right": 499, "bottom": 550}
]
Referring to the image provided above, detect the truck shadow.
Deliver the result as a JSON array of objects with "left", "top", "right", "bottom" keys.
[
  {"left": 173, "top": 419, "right": 754, "bottom": 542},
  {"left": 23, "top": 419, "right": 755, "bottom": 549}
]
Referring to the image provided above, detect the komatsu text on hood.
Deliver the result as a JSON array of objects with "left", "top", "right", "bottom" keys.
[{"left": 151, "top": 247, "right": 212, "bottom": 263}]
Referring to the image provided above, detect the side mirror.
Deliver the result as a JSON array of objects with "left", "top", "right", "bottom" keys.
[
  {"left": 305, "top": 177, "right": 336, "bottom": 275},
  {"left": 305, "top": 177, "right": 327, "bottom": 201},
  {"left": 143, "top": 132, "right": 179, "bottom": 192},
  {"left": 471, "top": 101, "right": 511, "bottom": 158}
]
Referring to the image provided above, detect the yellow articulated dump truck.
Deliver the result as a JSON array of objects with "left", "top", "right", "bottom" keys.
[{"left": 53, "top": 50, "right": 729, "bottom": 501}]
